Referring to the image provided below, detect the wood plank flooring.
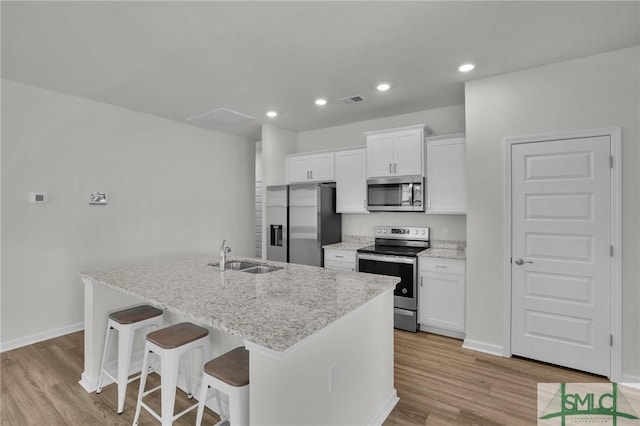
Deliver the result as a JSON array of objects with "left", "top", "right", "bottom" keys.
[{"left": 0, "top": 330, "right": 607, "bottom": 425}]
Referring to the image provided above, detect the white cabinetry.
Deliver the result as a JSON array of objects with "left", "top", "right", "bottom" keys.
[
  {"left": 425, "top": 134, "right": 466, "bottom": 214},
  {"left": 286, "top": 152, "right": 335, "bottom": 184},
  {"left": 418, "top": 258, "right": 465, "bottom": 338},
  {"left": 324, "top": 249, "right": 356, "bottom": 272},
  {"left": 334, "top": 148, "right": 368, "bottom": 213},
  {"left": 365, "top": 125, "right": 429, "bottom": 178}
]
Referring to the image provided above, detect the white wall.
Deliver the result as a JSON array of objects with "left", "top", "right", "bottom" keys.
[
  {"left": 261, "top": 124, "right": 297, "bottom": 187},
  {"left": 1, "top": 80, "right": 256, "bottom": 349},
  {"left": 298, "top": 105, "right": 467, "bottom": 241},
  {"left": 465, "top": 46, "right": 640, "bottom": 379}
]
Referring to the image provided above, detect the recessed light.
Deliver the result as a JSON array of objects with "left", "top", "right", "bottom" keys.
[
  {"left": 376, "top": 83, "right": 391, "bottom": 92},
  {"left": 315, "top": 98, "right": 327, "bottom": 106},
  {"left": 458, "top": 63, "right": 475, "bottom": 72},
  {"left": 266, "top": 111, "right": 278, "bottom": 118}
]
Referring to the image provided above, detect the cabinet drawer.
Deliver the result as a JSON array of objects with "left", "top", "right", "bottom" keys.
[
  {"left": 419, "top": 258, "right": 465, "bottom": 274},
  {"left": 324, "top": 260, "right": 356, "bottom": 273},
  {"left": 324, "top": 249, "right": 356, "bottom": 263}
]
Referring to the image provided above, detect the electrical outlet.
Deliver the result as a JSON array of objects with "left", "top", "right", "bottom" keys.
[{"left": 442, "top": 228, "right": 449, "bottom": 237}]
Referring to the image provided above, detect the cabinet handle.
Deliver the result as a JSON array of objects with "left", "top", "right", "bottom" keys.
[
  {"left": 364, "top": 199, "right": 367, "bottom": 209},
  {"left": 311, "top": 170, "right": 313, "bottom": 179},
  {"left": 335, "top": 255, "right": 344, "bottom": 258},
  {"left": 420, "top": 276, "right": 423, "bottom": 287},
  {"left": 389, "top": 163, "right": 392, "bottom": 173},
  {"left": 428, "top": 198, "right": 431, "bottom": 209},
  {"left": 394, "top": 163, "right": 397, "bottom": 173},
  {"left": 307, "top": 171, "right": 310, "bottom": 179},
  {"left": 435, "top": 265, "right": 448, "bottom": 269}
]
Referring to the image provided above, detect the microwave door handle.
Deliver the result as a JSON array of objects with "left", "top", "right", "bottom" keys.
[{"left": 408, "top": 183, "right": 414, "bottom": 206}]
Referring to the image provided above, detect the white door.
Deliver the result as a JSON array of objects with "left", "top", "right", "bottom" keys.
[{"left": 511, "top": 136, "right": 611, "bottom": 376}]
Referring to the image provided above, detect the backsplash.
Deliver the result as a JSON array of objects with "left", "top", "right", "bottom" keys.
[{"left": 430, "top": 240, "right": 466, "bottom": 250}]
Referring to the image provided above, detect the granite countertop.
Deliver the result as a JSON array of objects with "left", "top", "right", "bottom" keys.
[
  {"left": 322, "top": 241, "right": 370, "bottom": 251},
  {"left": 80, "top": 254, "right": 397, "bottom": 352},
  {"left": 418, "top": 240, "right": 466, "bottom": 261},
  {"left": 322, "top": 235, "right": 373, "bottom": 251}
]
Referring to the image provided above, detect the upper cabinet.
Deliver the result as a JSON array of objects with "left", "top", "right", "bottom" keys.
[
  {"left": 334, "top": 148, "right": 368, "bottom": 213},
  {"left": 425, "top": 134, "right": 466, "bottom": 214},
  {"left": 286, "top": 152, "right": 335, "bottom": 184},
  {"left": 365, "top": 125, "right": 431, "bottom": 178}
]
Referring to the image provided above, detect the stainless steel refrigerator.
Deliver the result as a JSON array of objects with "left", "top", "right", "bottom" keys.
[{"left": 266, "top": 183, "right": 341, "bottom": 267}]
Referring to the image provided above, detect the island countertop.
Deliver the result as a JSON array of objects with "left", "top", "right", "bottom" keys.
[{"left": 80, "top": 254, "right": 398, "bottom": 352}]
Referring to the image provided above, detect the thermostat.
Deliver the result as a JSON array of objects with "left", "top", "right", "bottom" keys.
[{"left": 29, "top": 192, "right": 48, "bottom": 204}]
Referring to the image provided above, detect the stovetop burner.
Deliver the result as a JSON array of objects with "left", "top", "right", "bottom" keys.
[
  {"left": 356, "top": 225, "right": 430, "bottom": 257},
  {"left": 357, "top": 244, "right": 427, "bottom": 257}
]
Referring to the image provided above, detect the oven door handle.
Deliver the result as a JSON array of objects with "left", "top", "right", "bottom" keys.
[{"left": 357, "top": 253, "right": 416, "bottom": 265}]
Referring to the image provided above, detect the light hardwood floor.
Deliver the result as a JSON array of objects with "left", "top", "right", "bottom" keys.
[{"left": 0, "top": 330, "right": 607, "bottom": 425}]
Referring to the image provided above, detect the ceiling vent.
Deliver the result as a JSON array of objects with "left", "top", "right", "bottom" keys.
[
  {"left": 340, "top": 95, "right": 366, "bottom": 104},
  {"left": 187, "top": 107, "right": 254, "bottom": 126}
]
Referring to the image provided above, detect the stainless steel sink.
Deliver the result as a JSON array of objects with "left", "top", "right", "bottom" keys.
[
  {"left": 208, "top": 261, "right": 281, "bottom": 273},
  {"left": 224, "top": 261, "right": 259, "bottom": 270},
  {"left": 242, "top": 266, "right": 283, "bottom": 274}
]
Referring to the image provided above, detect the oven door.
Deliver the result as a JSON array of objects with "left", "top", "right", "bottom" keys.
[{"left": 356, "top": 253, "right": 417, "bottom": 310}]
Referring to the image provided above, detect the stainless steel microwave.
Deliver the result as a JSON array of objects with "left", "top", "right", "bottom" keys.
[{"left": 367, "top": 175, "right": 424, "bottom": 212}]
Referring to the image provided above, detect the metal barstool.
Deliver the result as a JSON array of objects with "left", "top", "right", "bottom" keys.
[
  {"left": 132, "top": 322, "right": 211, "bottom": 426},
  {"left": 195, "top": 346, "right": 250, "bottom": 426},
  {"left": 96, "top": 304, "right": 163, "bottom": 414}
]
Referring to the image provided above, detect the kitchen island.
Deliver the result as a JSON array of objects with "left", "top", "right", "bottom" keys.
[{"left": 80, "top": 253, "right": 398, "bottom": 425}]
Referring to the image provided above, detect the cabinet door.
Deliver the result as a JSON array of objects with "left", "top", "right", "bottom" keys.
[
  {"left": 308, "top": 153, "right": 335, "bottom": 182},
  {"left": 335, "top": 149, "right": 367, "bottom": 213},
  {"left": 393, "top": 128, "right": 423, "bottom": 176},
  {"left": 426, "top": 136, "right": 466, "bottom": 213},
  {"left": 419, "top": 270, "right": 465, "bottom": 333},
  {"left": 286, "top": 156, "right": 310, "bottom": 184},
  {"left": 366, "top": 133, "right": 395, "bottom": 177}
]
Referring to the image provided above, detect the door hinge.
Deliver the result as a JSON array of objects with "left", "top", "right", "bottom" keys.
[
  {"left": 610, "top": 334, "right": 613, "bottom": 347},
  {"left": 610, "top": 245, "right": 614, "bottom": 257},
  {"left": 610, "top": 156, "right": 614, "bottom": 169}
]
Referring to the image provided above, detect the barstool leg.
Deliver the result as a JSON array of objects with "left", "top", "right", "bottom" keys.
[
  {"left": 95, "top": 322, "right": 112, "bottom": 394},
  {"left": 160, "top": 350, "right": 179, "bottom": 426},
  {"left": 195, "top": 380, "right": 209, "bottom": 426},
  {"left": 116, "top": 325, "right": 135, "bottom": 414},
  {"left": 132, "top": 346, "right": 151, "bottom": 426},
  {"left": 230, "top": 386, "right": 250, "bottom": 426}
]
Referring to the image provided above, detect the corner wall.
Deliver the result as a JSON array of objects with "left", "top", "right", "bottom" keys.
[
  {"left": 1, "top": 80, "right": 256, "bottom": 349},
  {"left": 464, "top": 46, "right": 640, "bottom": 379}
]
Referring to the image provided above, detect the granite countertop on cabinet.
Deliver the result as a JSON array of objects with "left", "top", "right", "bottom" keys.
[
  {"left": 418, "top": 240, "right": 466, "bottom": 261},
  {"left": 80, "top": 253, "right": 397, "bottom": 352},
  {"left": 322, "top": 235, "right": 373, "bottom": 251}
]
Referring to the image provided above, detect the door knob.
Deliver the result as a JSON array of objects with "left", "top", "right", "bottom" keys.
[{"left": 514, "top": 258, "right": 533, "bottom": 265}]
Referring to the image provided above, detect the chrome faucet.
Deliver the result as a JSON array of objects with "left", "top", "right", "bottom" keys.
[{"left": 219, "top": 240, "right": 231, "bottom": 271}]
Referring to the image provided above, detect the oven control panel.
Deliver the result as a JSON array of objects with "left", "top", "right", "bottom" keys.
[{"left": 374, "top": 226, "right": 430, "bottom": 241}]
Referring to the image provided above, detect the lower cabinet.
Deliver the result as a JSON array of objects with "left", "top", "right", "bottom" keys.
[
  {"left": 324, "top": 249, "right": 356, "bottom": 272},
  {"left": 418, "top": 258, "right": 465, "bottom": 338}
]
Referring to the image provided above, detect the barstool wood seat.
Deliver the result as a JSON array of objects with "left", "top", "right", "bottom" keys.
[
  {"left": 96, "top": 304, "right": 164, "bottom": 414},
  {"left": 203, "top": 347, "right": 250, "bottom": 387},
  {"left": 109, "top": 305, "right": 162, "bottom": 325},
  {"left": 196, "top": 347, "right": 250, "bottom": 426},
  {"left": 147, "top": 322, "right": 209, "bottom": 349},
  {"left": 133, "top": 322, "right": 211, "bottom": 426}
]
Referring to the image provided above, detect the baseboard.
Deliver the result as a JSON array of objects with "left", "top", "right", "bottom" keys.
[
  {"left": 462, "top": 338, "right": 505, "bottom": 357},
  {"left": 367, "top": 388, "right": 399, "bottom": 426},
  {"left": 419, "top": 325, "right": 465, "bottom": 340},
  {"left": 0, "top": 322, "right": 84, "bottom": 353},
  {"left": 621, "top": 373, "right": 640, "bottom": 389}
]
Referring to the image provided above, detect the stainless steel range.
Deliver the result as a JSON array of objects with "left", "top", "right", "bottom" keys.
[{"left": 357, "top": 226, "right": 429, "bottom": 332}]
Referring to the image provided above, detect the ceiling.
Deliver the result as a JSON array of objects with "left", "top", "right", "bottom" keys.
[{"left": 2, "top": 2, "right": 639, "bottom": 141}]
